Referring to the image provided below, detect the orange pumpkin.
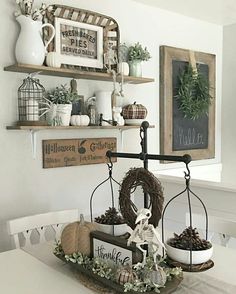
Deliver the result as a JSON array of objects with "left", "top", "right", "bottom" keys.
[{"left": 61, "top": 214, "right": 98, "bottom": 256}]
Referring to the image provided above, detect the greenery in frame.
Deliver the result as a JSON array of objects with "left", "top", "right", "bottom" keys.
[
  {"left": 175, "top": 64, "right": 212, "bottom": 120},
  {"left": 128, "top": 43, "right": 151, "bottom": 62},
  {"left": 54, "top": 241, "right": 182, "bottom": 293}
]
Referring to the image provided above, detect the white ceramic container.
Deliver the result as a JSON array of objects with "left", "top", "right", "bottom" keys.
[
  {"left": 56, "top": 104, "right": 72, "bottom": 126},
  {"left": 166, "top": 241, "right": 213, "bottom": 265},
  {"left": 95, "top": 223, "right": 130, "bottom": 236},
  {"left": 15, "top": 15, "right": 55, "bottom": 66}
]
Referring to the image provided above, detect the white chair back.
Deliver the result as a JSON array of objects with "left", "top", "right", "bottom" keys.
[
  {"left": 7, "top": 209, "right": 80, "bottom": 248},
  {"left": 186, "top": 212, "right": 236, "bottom": 246}
]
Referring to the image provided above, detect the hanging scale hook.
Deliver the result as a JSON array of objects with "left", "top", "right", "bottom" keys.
[{"left": 184, "top": 163, "right": 191, "bottom": 186}]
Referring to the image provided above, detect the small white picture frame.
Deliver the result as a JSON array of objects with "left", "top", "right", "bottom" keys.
[{"left": 55, "top": 17, "right": 103, "bottom": 68}]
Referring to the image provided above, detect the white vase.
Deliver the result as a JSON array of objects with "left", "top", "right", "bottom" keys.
[
  {"left": 129, "top": 60, "right": 142, "bottom": 77},
  {"left": 56, "top": 104, "right": 72, "bottom": 126},
  {"left": 15, "top": 15, "right": 55, "bottom": 66},
  {"left": 118, "top": 62, "right": 129, "bottom": 76}
]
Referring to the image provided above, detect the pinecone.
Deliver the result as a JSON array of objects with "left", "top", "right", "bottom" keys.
[
  {"left": 95, "top": 207, "right": 125, "bottom": 225},
  {"left": 168, "top": 227, "right": 212, "bottom": 251}
]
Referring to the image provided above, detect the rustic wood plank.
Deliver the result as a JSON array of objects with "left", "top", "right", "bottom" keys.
[
  {"left": 58, "top": 8, "right": 66, "bottom": 18},
  {"left": 4, "top": 64, "right": 155, "bottom": 84},
  {"left": 91, "top": 14, "right": 98, "bottom": 25},
  {"left": 97, "top": 16, "right": 105, "bottom": 26},
  {"left": 6, "top": 125, "right": 155, "bottom": 131}
]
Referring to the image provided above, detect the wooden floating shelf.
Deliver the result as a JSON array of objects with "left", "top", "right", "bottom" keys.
[
  {"left": 6, "top": 125, "right": 155, "bottom": 131},
  {"left": 4, "top": 64, "right": 155, "bottom": 84}
]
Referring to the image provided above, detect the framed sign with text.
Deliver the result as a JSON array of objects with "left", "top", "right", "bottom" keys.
[
  {"left": 55, "top": 17, "right": 103, "bottom": 68},
  {"left": 91, "top": 231, "right": 142, "bottom": 266},
  {"left": 42, "top": 138, "right": 116, "bottom": 168}
]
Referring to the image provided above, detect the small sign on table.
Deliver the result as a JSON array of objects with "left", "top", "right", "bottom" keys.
[{"left": 91, "top": 231, "right": 142, "bottom": 266}]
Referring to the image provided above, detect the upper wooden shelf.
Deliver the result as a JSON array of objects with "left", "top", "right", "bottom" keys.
[
  {"left": 6, "top": 125, "right": 155, "bottom": 131},
  {"left": 4, "top": 64, "right": 155, "bottom": 84}
]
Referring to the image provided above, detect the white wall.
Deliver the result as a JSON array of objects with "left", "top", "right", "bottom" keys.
[
  {"left": 0, "top": 0, "right": 222, "bottom": 251},
  {"left": 221, "top": 23, "right": 236, "bottom": 183}
]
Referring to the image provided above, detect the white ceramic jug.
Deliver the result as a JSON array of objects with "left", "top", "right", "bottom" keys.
[{"left": 15, "top": 15, "right": 55, "bottom": 66}]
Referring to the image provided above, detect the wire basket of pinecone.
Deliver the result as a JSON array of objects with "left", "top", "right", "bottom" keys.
[
  {"left": 94, "top": 207, "right": 129, "bottom": 236},
  {"left": 168, "top": 227, "right": 212, "bottom": 251},
  {"left": 166, "top": 227, "right": 213, "bottom": 265}
]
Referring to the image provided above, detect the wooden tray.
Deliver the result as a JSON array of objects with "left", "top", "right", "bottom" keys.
[
  {"left": 56, "top": 255, "right": 183, "bottom": 294},
  {"left": 166, "top": 257, "right": 214, "bottom": 272}
]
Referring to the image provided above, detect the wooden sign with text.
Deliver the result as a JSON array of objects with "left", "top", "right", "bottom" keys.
[
  {"left": 42, "top": 138, "right": 117, "bottom": 169},
  {"left": 91, "top": 231, "right": 142, "bottom": 266}
]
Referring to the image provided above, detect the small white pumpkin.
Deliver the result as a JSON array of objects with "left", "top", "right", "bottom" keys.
[
  {"left": 46, "top": 52, "right": 61, "bottom": 68},
  {"left": 70, "top": 114, "right": 90, "bottom": 126},
  {"left": 149, "top": 266, "right": 167, "bottom": 286}
]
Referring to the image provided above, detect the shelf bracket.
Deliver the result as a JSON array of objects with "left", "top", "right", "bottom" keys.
[
  {"left": 118, "top": 128, "right": 124, "bottom": 151},
  {"left": 30, "top": 130, "right": 37, "bottom": 159}
]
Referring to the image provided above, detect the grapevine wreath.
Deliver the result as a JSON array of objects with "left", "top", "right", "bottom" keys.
[{"left": 119, "top": 168, "right": 164, "bottom": 229}]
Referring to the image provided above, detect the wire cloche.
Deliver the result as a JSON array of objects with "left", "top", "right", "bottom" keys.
[{"left": 18, "top": 75, "right": 47, "bottom": 125}]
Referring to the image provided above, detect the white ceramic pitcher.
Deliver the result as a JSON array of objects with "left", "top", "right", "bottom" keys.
[{"left": 15, "top": 15, "right": 55, "bottom": 66}]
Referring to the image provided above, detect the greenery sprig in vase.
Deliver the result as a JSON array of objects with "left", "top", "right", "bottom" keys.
[
  {"left": 46, "top": 85, "right": 78, "bottom": 105},
  {"left": 45, "top": 85, "right": 78, "bottom": 126},
  {"left": 128, "top": 43, "right": 151, "bottom": 77}
]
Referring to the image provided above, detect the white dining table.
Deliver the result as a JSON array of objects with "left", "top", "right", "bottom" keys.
[
  {"left": 0, "top": 241, "right": 236, "bottom": 293},
  {"left": 0, "top": 247, "right": 94, "bottom": 294}
]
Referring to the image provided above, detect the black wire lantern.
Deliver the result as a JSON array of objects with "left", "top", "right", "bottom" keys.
[
  {"left": 161, "top": 161, "right": 211, "bottom": 271},
  {"left": 90, "top": 161, "right": 121, "bottom": 236},
  {"left": 18, "top": 76, "right": 47, "bottom": 125}
]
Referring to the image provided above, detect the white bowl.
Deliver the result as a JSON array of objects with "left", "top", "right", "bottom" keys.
[
  {"left": 95, "top": 223, "right": 130, "bottom": 236},
  {"left": 166, "top": 241, "right": 213, "bottom": 265}
]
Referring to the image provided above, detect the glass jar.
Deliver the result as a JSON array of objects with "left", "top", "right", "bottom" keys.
[{"left": 88, "top": 103, "right": 98, "bottom": 126}]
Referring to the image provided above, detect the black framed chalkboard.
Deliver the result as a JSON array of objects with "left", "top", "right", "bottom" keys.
[{"left": 160, "top": 46, "right": 215, "bottom": 161}]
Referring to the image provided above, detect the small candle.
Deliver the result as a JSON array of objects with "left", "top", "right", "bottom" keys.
[{"left": 26, "top": 98, "right": 39, "bottom": 121}]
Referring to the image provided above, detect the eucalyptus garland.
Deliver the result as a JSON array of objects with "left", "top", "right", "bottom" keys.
[
  {"left": 176, "top": 65, "right": 212, "bottom": 120},
  {"left": 54, "top": 241, "right": 182, "bottom": 293}
]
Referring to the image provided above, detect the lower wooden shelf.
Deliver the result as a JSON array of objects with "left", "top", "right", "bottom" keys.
[{"left": 6, "top": 125, "right": 154, "bottom": 131}]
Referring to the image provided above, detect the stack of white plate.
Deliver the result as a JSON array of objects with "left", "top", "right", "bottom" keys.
[{"left": 125, "top": 119, "right": 144, "bottom": 126}]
